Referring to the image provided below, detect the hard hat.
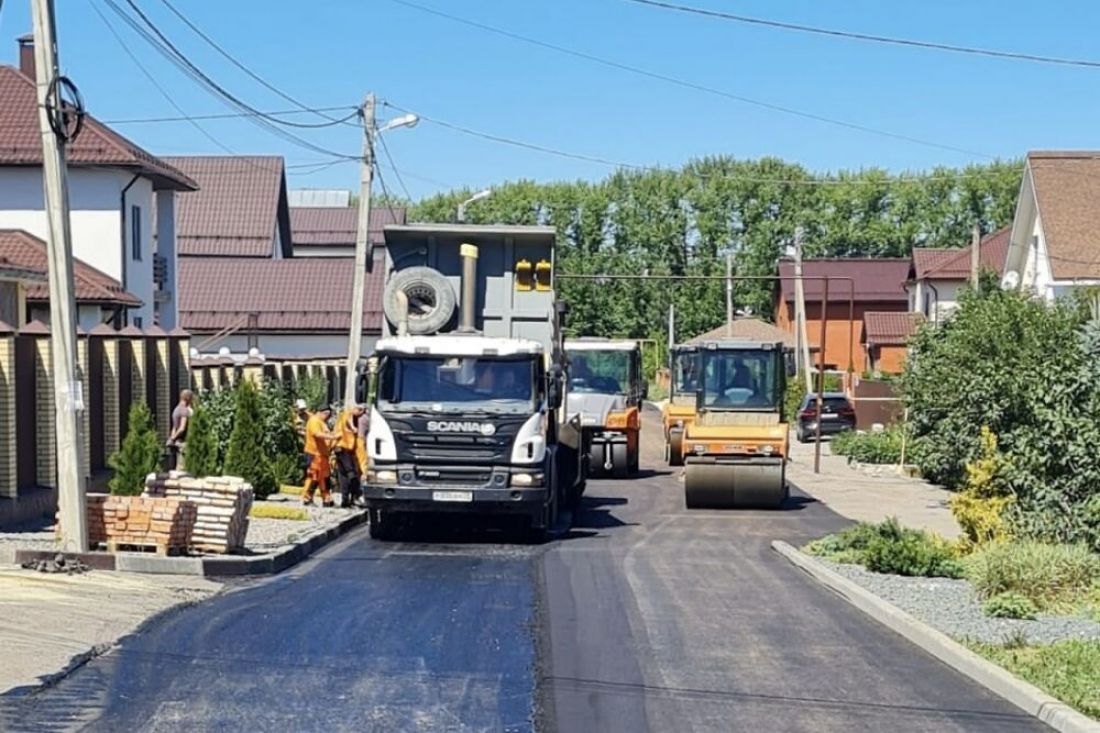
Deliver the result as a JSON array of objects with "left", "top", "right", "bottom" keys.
[{"left": 294, "top": 399, "right": 307, "bottom": 410}]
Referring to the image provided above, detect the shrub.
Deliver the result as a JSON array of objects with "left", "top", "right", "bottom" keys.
[
  {"left": 804, "top": 522, "right": 882, "bottom": 564},
  {"left": 269, "top": 452, "right": 302, "bottom": 489},
  {"left": 198, "top": 386, "right": 236, "bottom": 470},
  {"left": 950, "top": 427, "right": 1014, "bottom": 553},
  {"left": 183, "top": 404, "right": 219, "bottom": 478},
  {"left": 295, "top": 375, "right": 330, "bottom": 412},
  {"left": 259, "top": 380, "right": 300, "bottom": 460},
  {"left": 223, "top": 380, "right": 277, "bottom": 499},
  {"left": 964, "top": 541, "right": 1100, "bottom": 610},
  {"left": 109, "top": 402, "right": 161, "bottom": 496},
  {"left": 982, "top": 591, "right": 1038, "bottom": 620},
  {"left": 863, "top": 519, "right": 962, "bottom": 578},
  {"left": 831, "top": 426, "right": 905, "bottom": 465}
]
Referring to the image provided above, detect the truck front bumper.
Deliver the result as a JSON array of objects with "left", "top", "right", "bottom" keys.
[{"left": 362, "top": 464, "right": 549, "bottom": 516}]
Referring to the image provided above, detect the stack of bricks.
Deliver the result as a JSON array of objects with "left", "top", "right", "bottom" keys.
[
  {"left": 85, "top": 493, "right": 109, "bottom": 547},
  {"left": 101, "top": 495, "right": 196, "bottom": 555},
  {"left": 143, "top": 473, "right": 254, "bottom": 554}
]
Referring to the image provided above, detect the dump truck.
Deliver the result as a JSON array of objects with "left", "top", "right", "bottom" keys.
[
  {"left": 661, "top": 343, "right": 700, "bottom": 467},
  {"left": 564, "top": 338, "right": 645, "bottom": 477},
  {"left": 680, "top": 339, "right": 793, "bottom": 509},
  {"left": 361, "top": 224, "right": 585, "bottom": 541}
]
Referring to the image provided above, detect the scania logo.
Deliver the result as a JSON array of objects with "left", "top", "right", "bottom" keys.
[{"left": 426, "top": 420, "right": 497, "bottom": 436}]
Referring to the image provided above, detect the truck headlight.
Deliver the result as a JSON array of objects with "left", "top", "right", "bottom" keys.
[
  {"left": 369, "top": 469, "right": 397, "bottom": 484},
  {"left": 510, "top": 472, "right": 545, "bottom": 487}
]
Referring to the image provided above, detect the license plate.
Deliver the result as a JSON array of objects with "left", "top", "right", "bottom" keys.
[
  {"left": 820, "top": 414, "right": 838, "bottom": 420},
  {"left": 432, "top": 490, "right": 473, "bottom": 503}
]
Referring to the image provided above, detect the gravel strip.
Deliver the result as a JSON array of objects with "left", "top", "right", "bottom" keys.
[
  {"left": 820, "top": 558, "right": 1100, "bottom": 645},
  {"left": 244, "top": 501, "right": 362, "bottom": 554}
]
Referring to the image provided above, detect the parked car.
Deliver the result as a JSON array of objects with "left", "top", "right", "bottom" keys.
[{"left": 796, "top": 392, "right": 855, "bottom": 442}]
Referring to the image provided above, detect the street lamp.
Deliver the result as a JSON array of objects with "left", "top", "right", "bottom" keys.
[
  {"left": 379, "top": 113, "right": 419, "bottom": 134},
  {"left": 457, "top": 188, "right": 492, "bottom": 223}
]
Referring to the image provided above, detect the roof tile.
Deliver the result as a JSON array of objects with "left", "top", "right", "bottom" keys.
[
  {"left": 0, "top": 229, "right": 141, "bottom": 306},
  {"left": 778, "top": 258, "right": 910, "bottom": 304},
  {"left": 911, "top": 227, "right": 1011, "bottom": 280},
  {"left": 1026, "top": 151, "right": 1100, "bottom": 280},
  {"left": 688, "top": 317, "right": 796, "bottom": 347},
  {"left": 289, "top": 206, "right": 406, "bottom": 247},
  {"left": 863, "top": 311, "right": 922, "bottom": 346}
]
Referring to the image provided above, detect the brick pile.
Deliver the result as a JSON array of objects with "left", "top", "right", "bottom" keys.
[
  {"left": 86, "top": 493, "right": 109, "bottom": 546},
  {"left": 143, "top": 473, "right": 254, "bottom": 554},
  {"left": 101, "top": 495, "right": 196, "bottom": 555}
]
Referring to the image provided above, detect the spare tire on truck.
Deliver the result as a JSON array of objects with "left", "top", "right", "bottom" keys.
[{"left": 382, "top": 266, "right": 457, "bottom": 335}]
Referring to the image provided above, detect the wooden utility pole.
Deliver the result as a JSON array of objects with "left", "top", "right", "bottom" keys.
[
  {"left": 345, "top": 93, "right": 375, "bottom": 408},
  {"left": 668, "top": 302, "right": 675, "bottom": 355},
  {"left": 32, "top": 0, "right": 88, "bottom": 552},
  {"left": 725, "top": 253, "right": 733, "bottom": 337},
  {"left": 970, "top": 221, "right": 981, "bottom": 290},
  {"left": 793, "top": 227, "right": 812, "bottom": 394}
]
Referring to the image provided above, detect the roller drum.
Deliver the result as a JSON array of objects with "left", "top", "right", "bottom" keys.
[{"left": 684, "top": 461, "right": 787, "bottom": 509}]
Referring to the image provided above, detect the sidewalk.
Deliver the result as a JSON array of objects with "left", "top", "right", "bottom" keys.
[
  {"left": 787, "top": 437, "right": 961, "bottom": 539},
  {"left": 0, "top": 566, "right": 221, "bottom": 695}
]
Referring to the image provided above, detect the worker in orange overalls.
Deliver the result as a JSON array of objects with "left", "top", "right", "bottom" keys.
[
  {"left": 303, "top": 405, "right": 339, "bottom": 507},
  {"left": 334, "top": 404, "right": 366, "bottom": 508}
]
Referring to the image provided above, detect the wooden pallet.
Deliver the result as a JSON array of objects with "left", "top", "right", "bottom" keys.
[{"left": 105, "top": 541, "right": 187, "bottom": 557}]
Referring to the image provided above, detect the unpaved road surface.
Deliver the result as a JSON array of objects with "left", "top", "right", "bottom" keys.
[{"left": 0, "top": 407, "right": 1048, "bottom": 732}]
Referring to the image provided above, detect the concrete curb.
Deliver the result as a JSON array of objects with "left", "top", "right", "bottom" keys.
[
  {"left": 772, "top": 540, "right": 1100, "bottom": 733},
  {"left": 11, "top": 511, "right": 367, "bottom": 578}
]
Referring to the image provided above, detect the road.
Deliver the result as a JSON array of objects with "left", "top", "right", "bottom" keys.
[{"left": 0, "top": 408, "right": 1050, "bottom": 732}]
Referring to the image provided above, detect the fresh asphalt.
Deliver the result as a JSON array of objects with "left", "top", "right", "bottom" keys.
[{"left": 0, "top": 406, "right": 1052, "bottom": 732}]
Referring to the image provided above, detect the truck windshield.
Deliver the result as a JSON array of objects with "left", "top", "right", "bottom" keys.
[
  {"left": 568, "top": 350, "right": 633, "bottom": 394},
  {"left": 376, "top": 355, "right": 538, "bottom": 414},
  {"left": 672, "top": 350, "right": 700, "bottom": 395},
  {"left": 700, "top": 349, "right": 783, "bottom": 410}
]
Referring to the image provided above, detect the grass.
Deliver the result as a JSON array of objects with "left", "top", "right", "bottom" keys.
[
  {"left": 965, "top": 639, "right": 1100, "bottom": 719},
  {"left": 804, "top": 519, "right": 961, "bottom": 578},
  {"left": 278, "top": 484, "right": 305, "bottom": 497},
  {"left": 963, "top": 541, "right": 1100, "bottom": 613},
  {"left": 249, "top": 504, "right": 309, "bottom": 521}
]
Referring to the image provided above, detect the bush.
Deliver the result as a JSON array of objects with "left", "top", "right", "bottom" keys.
[
  {"left": 269, "top": 452, "right": 302, "bottom": 489},
  {"left": 198, "top": 386, "right": 236, "bottom": 471},
  {"left": 804, "top": 522, "right": 882, "bottom": 564},
  {"left": 223, "top": 380, "right": 277, "bottom": 499},
  {"left": 863, "top": 519, "right": 962, "bottom": 578},
  {"left": 183, "top": 404, "right": 219, "bottom": 478},
  {"left": 964, "top": 540, "right": 1100, "bottom": 610},
  {"left": 831, "top": 426, "right": 905, "bottom": 465},
  {"left": 982, "top": 591, "right": 1038, "bottom": 620},
  {"left": 950, "top": 427, "right": 1014, "bottom": 553},
  {"left": 109, "top": 402, "right": 162, "bottom": 496},
  {"left": 295, "top": 375, "right": 330, "bottom": 412},
  {"left": 259, "top": 380, "right": 300, "bottom": 460}
]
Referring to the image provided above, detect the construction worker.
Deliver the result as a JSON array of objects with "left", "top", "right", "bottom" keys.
[
  {"left": 356, "top": 406, "right": 370, "bottom": 476},
  {"left": 293, "top": 399, "right": 309, "bottom": 440},
  {"left": 302, "top": 405, "right": 338, "bottom": 507},
  {"left": 334, "top": 404, "right": 366, "bottom": 508}
]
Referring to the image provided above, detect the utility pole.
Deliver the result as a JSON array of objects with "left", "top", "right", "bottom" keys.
[
  {"left": 725, "top": 253, "right": 733, "bottom": 336},
  {"left": 32, "top": 0, "right": 88, "bottom": 552},
  {"left": 668, "top": 302, "right": 675, "bottom": 356},
  {"left": 793, "top": 227, "right": 812, "bottom": 394},
  {"left": 344, "top": 93, "right": 375, "bottom": 408},
  {"left": 970, "top": 221, "right": 981, "bottom": 290}
]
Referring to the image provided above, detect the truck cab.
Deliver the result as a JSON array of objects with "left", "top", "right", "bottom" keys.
[{"left": 564, "top": 339, "right": 644, "bottom": 477}]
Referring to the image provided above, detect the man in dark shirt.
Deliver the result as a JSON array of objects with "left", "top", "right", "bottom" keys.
[{"left": 166, "top": 389, "right": 193, "bottom": 471}]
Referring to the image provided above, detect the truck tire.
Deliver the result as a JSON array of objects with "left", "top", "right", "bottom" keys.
[
  {"left": 668, "top": 429, "right": 684, "bottom": 467},
  {"left": 611, "top": 443, "right": 629, "bottom": 479},
  {"left": 382, "top": 266, "right": 457, "bottom": 335}
]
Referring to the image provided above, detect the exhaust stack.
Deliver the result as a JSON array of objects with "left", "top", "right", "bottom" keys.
[
  {"left": 395, "top": 290, "right": 409, "bottom": 337},
  {"left": 459, "top": 243, "right": 478, "bottom": 332}
]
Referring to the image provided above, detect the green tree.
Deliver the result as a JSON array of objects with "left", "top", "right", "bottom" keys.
[
  {"left": 223, "top": 380, "right": 276, "bottom": 499},
  {"left": 109, "top": 402, "right": 161, "bottom": 495},
  {"left": 184, "top": 404, "right": 219, "bottom": 478}
]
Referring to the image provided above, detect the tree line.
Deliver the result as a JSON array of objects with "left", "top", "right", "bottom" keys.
[{"left": 409, "top": 156, "right": 1022, "bottom": 345}]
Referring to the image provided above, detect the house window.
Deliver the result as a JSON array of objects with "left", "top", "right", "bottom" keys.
[
  {"left": 131, "top": 205, "right": 142, "bottom": 261},
  {"left": 133, "top": 316, "right": 143, "bottom": 329}
]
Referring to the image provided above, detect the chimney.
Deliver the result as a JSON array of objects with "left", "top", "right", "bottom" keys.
[{"left": 17, "top": 34, "right": 35, "bottom": 80}]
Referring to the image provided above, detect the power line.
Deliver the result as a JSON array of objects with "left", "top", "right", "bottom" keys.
[
  {"left": 154, "top": 0, "right": 357, "bottom": 127},
  {"left": 619, "top": 0, "right": 1100, "bottom": 70},
  {"left": 100, "top": 0, "right": 359, "bottom": 160},
  {"left": 101, "top": 106, "right": 357, "bottom": 125},
  {"left": 386, "top": 0, "right": 989, "bottom": 159},
  {"left": 381, "top": 100, "right": 1017, "bottom": 187},
  {"left": 377, "top": 135, "right": 413, "bottom": 201}
]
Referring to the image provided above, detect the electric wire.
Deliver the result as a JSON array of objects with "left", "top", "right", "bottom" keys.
[
  {"left": 102, "top": 107, "right": 358, "bottom": 125},
  {"left": 620, "top": 0, "right": 1100, "bottom": 70},
  {"left": 377, "top": 134, "right": 413, "bottom": 201}
]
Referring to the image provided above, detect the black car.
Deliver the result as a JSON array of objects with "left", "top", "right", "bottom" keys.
[{"left": 796, "top": 392, "right": 856, "bottom": 442}]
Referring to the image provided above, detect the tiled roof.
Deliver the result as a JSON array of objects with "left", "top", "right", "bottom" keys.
[
  {"left": 688, "top": 317, "right": 796, "bottom": 348},
  {"left": 911, "top": 227, "right": 1011, "bottom": 280},
  {"left": 863, "top": 311, "right": 922, "bottom": 346},
  {"left": 1027, "top": 151, "right": 1100, "bottom": 280},
  {"left": 162, "top": 156, "right": 291, "bottom": 257},
  {"left": 0, "top": 229, "right": 141, "bottom": 306},
  {"left": 777, "top": 258, "right": 910, "bottom": 304},
  {"left": 290, "top": 206, "right": 406, "bottom": 247},
  {"left": 178, "top": 256, "right": 384, "bottom": 333},
  {"left": 0, "top": 66, "right": 196, "bottom": 191}
]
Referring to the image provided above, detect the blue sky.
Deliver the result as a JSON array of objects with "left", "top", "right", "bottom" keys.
[{"left": 2, "top": 0, "right": 1099, "bottom": 199}]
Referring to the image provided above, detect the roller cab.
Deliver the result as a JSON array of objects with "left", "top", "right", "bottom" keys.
[
  {"left": 662, "top": 344, "right": 700, "bottom": 466},
  {"left": 565, "top": 339, "right": 644, "bottom": 478},
  {"left": 681, "top": 339, "right": 791, "bottom": 509}
]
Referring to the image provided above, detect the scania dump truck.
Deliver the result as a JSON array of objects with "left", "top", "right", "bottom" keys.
[
  {"left": 361, "top": 224, "right": 585, "bottom": 541},
  {"left": 564, "top": 338, "right": 644, "bottom": 477}
]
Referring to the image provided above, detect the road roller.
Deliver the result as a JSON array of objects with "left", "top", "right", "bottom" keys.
[
  {"left": 565, "top": 338, "right": 645, "bottom": 477},
  {"left": 662, "top": 344, "right": 700, "bottom": 466},
  {"left": 681, "top": 339, "right": 793, "bottom": 509}
]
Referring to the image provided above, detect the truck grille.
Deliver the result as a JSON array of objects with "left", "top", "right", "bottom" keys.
[
  {"left": 414, "top": 467, "right": 493, "bottom": 487},
  {"left": 398, "top": 433, "right": 507, "bottom": 462}
]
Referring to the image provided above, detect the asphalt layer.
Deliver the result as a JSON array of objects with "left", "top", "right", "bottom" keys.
[{"left": 0, "top": 406, "right": 1052, "bottom": 732}]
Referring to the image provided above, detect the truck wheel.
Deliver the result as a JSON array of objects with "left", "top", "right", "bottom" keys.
[
  {"left": 611, "top": 443, "right": 629, "bottom": 479},
  {"left": 668, "top": 430, "right": 684, "bottom": 467},
  {"left": 369, "top": 509, "right": 397, "bottom": 541}
]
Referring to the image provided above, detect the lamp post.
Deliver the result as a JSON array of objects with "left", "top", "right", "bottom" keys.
[
  {"left": 457, "top": 188, "right": 492, "bottom": 223},
  {"left": 344, "top": 97, "right": 418, "bottom": 408}
]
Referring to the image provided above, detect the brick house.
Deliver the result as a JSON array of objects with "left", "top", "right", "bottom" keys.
[
  {"left": 862, "top": 311, "right": 922, "bottom": 374},
  {"left": 0, "top": 40, "right": 196, "bottom": 329},
  {"left": 908, "top": 227, "right": 1010, "bottom": 324},
  {"left": 775, "top": 258, "right": 910, "bottom": 373}
]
